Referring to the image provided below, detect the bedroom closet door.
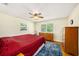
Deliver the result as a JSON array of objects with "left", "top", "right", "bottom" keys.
[{"left": 65, "top": 27, "right": 78, "bottom": 56}]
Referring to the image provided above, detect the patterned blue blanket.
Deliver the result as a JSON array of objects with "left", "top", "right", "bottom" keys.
[{"left": 36, "top": 42, "right": 62, "bottom": 56}]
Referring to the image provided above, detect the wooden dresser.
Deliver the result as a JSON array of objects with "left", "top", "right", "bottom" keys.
[
  {"left": 65, "top": 27, "right": 79, "bottom": 56},
  {"left": 39, "top": 32, "right": 53, "bottom": 42}
]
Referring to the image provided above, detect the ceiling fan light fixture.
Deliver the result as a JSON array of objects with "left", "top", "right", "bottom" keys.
[
  {"left": 33, "top": 16, "right": 39, "bottom": 20},
  {"left": 29, "top": 11, "right": 44, "bottom": 20}
]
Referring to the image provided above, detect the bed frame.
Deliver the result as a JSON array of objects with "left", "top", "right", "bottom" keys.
[{"left": 33, "top": 43, "right": 45, "bottom": 56}]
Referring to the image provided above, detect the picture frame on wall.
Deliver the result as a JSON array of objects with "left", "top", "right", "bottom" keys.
[{"left": 20, "top": 23, "right": 27, "bottom": 31}]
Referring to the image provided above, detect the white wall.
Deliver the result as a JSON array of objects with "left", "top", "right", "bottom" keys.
[
  {"left": 67, "top": 4, "right": 79, "bottom": 54},
  {"left": 36, "top": 4, "right": 79, "bottom": 42},
  {"left": 0, "top": 13, "right": 34, "bottom": 37},
  {"left": 0, "top": 4, "right": 78, "bottom": 41},
  {"left": 67, "top": 4, "right": 79, "bottom": 26},
  {"left": 36, "top": 17, "right": 67, "bottom": 42}
]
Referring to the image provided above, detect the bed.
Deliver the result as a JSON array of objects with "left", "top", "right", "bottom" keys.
[{"left": 0, "top": 34, "right": 45, "bottom": 56}]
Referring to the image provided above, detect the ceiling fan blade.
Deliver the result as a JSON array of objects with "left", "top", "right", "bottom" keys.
[
  {"left": 30, "top": 16, "right": 34, "bottom": 18},
  {"left": 38, "top": 13, "right": 41, "bottom": 15},
  {"left": 38, "top": 16, "right": 44, "bottom": 18},
  {"left": 29, "top": 12, "right": 33, "bottom": 15}
]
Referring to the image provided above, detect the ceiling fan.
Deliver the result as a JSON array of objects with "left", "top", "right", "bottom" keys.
[{"left": 29, "top": 12, "right": 44, "bottom": 19}]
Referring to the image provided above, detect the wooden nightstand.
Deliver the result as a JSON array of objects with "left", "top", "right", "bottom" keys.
[{"left": 39, "top": 32, "right": 53, "bottom": 42}]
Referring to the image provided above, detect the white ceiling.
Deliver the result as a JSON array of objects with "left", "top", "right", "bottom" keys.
[{"left": 0, "top": 3, "right": 78, "bottom": 22}]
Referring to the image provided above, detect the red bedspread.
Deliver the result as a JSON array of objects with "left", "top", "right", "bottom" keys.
[{"left": 0, "top": 34, "right": 45, "bottom": 56}]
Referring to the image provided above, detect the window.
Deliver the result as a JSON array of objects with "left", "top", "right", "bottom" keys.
[{"left": 41, "top": 23, "right": 53, "bottom": 32}]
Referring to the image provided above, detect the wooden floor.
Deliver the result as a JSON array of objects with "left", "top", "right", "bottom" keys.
[{"left": 61, "top": 45, "right": 72, "bottom": 56}]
